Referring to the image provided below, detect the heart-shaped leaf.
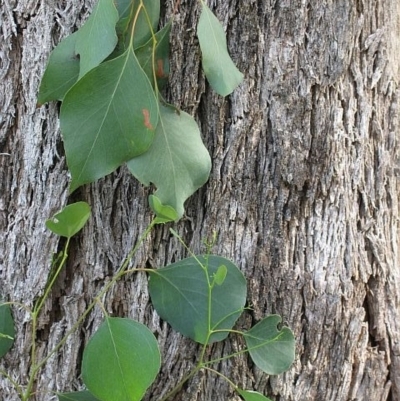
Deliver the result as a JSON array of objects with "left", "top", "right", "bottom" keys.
[
  {"left": 197, "top": 1, "right": 243, "bottom": 96},
  {"left": 60, "top": 47, "right": 158, "bottom": 192},
  {"left": 75, "top": 0, "right": 119, "bottom": 78},
  {"left": 127, "top": 103, "right": 211, "bottom": 220},
  {"left": 149, "top": 195, "right": 179, "bottom": 224},
  {"left": 46, "top": 202, "right": 91, "bottom": 238},
  {"left": 82, "top": 317, "right": 160, "bottom": 401},
  {"left": 38, "top": 32, "right": 80, "bottom": 104},
  {"left": 237, "top": 389, "right": 273, "bottom": 401},
  {"left": 58, "top": 391, "right": 101, "bottom": 401},
  {"left": 243, "top": 315, "right": 295, "bottom": 375},
  {"left": 148, "top": 255, "right": 246, "bottom": 344},
  {"left": 0, "top": 302, "right": 15, "bottom": 359}
]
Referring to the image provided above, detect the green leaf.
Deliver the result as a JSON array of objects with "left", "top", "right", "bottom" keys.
[
  {"left": 0, "top": 302, "right": 15, "bottom": 359},
  {"left": 46, "top": 202, "right": 91, "bottom": 238},
  {"left": 213, "top": 264, "right": 227, "bottom": 286},
  {"left": 132, "top": 0, "right": 161, "bottom": 49},
  {"left": 82, "top": 317, "right": 160, "bottom": 401},
  {"left": 243, "top": 315, "right": 295, "bottom": 375},
  {"left": 237, "top": 389, "right": 273, "bottom": 401},
  {"left": 60, "top": 47, "right": 158, "bottom": 192},
  {"left": 136, "top": 22, "right": 171, "bottom": 89},
  {"left": 38, "top": 32, "right": 80, "bottom": 104},
  {"left": 114, "top": 0, "right": 132, "bottom": 20},
  {"left": 58, "top": 391, "right": 101, "bottom": 401},
  {"left": 127, "top": 103, "right": 211, "bottom": 220},
  {"left": 150, "top": 195, "right": 179, "bottom": 224},
  {"left": 109, "top": 0, "right": 161, "bottom": 60},
  {"left": 148, "top": 255, "right": 246, "bottom": 344},
  {"left": 75, "top": 0, "right": 119, "bottom": 78},
  {"left": 114, "top": 0, "right": 132, "bottom": 36},
  {"left": 197, "top": 2, "right": 243, "bottom": 96}
]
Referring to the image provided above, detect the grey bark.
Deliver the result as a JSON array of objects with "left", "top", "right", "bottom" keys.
[{"left": 1, "top": 0, "right": 399, "bottom": 400}]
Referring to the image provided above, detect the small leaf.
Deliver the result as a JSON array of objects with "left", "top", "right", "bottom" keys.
[
  {"left": 148, "top": 256, "right": 246, "bottom": 344},
  {"left": 213, "top": 264, "right": 227, "bottom": 286},
  {"left": 197, "top": 2, "right": 243, "bottom": 96},
  {"left": 58, "top": 391, "right": 101, "bottom": 401},
  {"left": 75, "top": 0, "right": 119, "bottom": 78},
  {"left": 136, "top": 22, "right": 172, "bottom": 89},
  {"left": 82, "top": 317, "right": 160, "bottom": 401},
  {"left": 243, "top": 315, "right": 295, "bottom": 375},
  {"left": 237, "top": 389, "right": 273, "bottom": 401},
  {"left": 0, "top": 302, "right": 15, "bottom": 359},
  {"left": 38, "top": 32, "right": 80, "bottom": 104},
  {"left": 46, "top": 202, "right": 91, "bottom": 238},
  {"left": 60, "top": 48, "right": 158, "bottom": 192},
  {"left": 150, "top": 195, "right": 179, "bottom": 223},
  {"left": 127, "top": 103, "right": 211, "bottom": 220}
]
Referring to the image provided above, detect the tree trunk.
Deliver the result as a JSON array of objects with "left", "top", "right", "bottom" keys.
[{"left": 1, "top": 0, "right": 399, "bottom": 400}]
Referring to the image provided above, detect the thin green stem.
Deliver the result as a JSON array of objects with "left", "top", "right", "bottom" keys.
[
  {"left": 22, "top": 219, "right": 156, "bottom": 400},
  {"left": 169, "top": 229, "right": 205, "bottom": 270},
  {"left": 203, "top": 366, "right": 238, "bottom": 389},
  {"left": 0, "top": 369, "right": 24, "bottom": 398},
  {"left": 158, "top": 365, "right": 202, "bottom": 401},
  {"left": 0, "top": 301, "right": 32, "bottom": 315},
  {"left": 33, "top": 239, "right": 70, "bottom": 316},
  {"left": 37, "top": 219, "right": 156, "bottom": 373},
  {"left": 22, "top": 239, "right": 70, "bottom": 401},
  {"left": 138, "top": 0, "right": 160, "bottom": 98}
]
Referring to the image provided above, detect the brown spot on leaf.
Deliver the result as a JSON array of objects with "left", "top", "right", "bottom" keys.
[
  {"left": 142, "top": 109, "right": 153, "bottom": 130},
  {"left": 156, "top": 59, "right": 167, "bottom": 78}
]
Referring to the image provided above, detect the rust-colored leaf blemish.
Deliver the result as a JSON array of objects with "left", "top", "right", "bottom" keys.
[
  {"left": 155, "top": 59, "right": 167, "bottom": 78},
  {"left": 142, "top": 109, "right": 154, "bottom": 130}
]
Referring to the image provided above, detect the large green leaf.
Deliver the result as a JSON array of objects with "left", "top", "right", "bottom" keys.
[
  {"left": 75, "top": 0, "right": 119, "bottom": 78},
  {"left": 45, "top": 202, "right": 91, "bottom": 238},
  {"left": 58, "top": 391, "right": 101, "bottom": 401},
  {"left": 237, "top": 389, "right": 272, "bottom": 401},
  {"left": 243, "top": 315, "right": 295, "bottom": 375},
  {"left": 38, "top": 32, "right": 80, "bottom": 104},
  {"left": 60, "top": 47, "right": 158, "bottom": 192},
  {"left": 82, "top": 317, "right": 160, "bottom": 401},
  {"left": 135, "top": 22, "right": 171, "bottom": 89},
  {"left": 148, "top": 256, "right": 246, "bottom": 344},
  {"left": 0, "top": 302, "right": 15, "bottom": 359},
  {"left": 197, "top": 2, "right": 243, "bottom": 96},
  {"left": 127, "top": 103, "right": 211, "bottom": 220}
]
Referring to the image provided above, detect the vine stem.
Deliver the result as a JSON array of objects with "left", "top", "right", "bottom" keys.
[
  {"left": 21, "top": 218, "right": 156, "bottom": 400},
  {"left": 158, "top": 365, "right": 202, "bottom": 401},
  {"left": 0, "top": 368, "right": 24, "bottom": 398},
  {"left": 202, "top": 367, "right": 238, "bottom": 390},
  {"left": 22, "top": 238, "right": 70, "bottom": 401}
]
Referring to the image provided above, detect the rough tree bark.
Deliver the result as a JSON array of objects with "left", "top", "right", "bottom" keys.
[{"left": 1, "top": 0, "right": 399, "bottom": 400}]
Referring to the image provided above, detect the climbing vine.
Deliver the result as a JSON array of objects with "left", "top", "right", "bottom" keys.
[{"left": 1, "top": 1, "right": 295, "bottom": 400}]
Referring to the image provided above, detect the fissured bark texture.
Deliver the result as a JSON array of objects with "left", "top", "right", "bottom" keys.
[{"left": 1, "top": 1, "right": 399, "bottom": 400}]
